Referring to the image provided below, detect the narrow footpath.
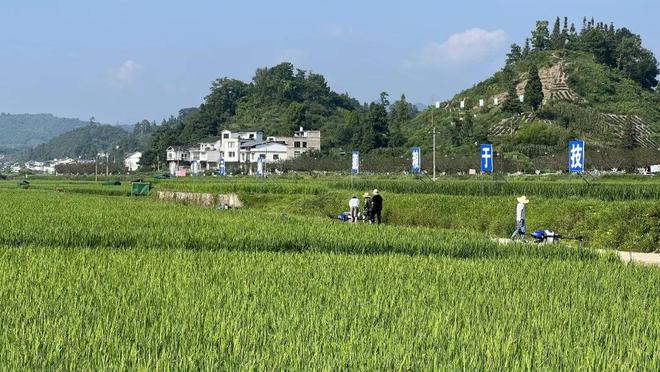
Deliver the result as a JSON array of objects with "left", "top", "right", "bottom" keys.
[
  {"left": 494, "top": 238, "right": 660, "bottom": 266},
  {"left": 611, "top": 250, "right": 660, "bottom": 266}
]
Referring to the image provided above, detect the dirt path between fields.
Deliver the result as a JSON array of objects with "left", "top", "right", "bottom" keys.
[
  {"left": 493, "top": 238, "right": 660, "bottom": 267},
  {"left": 608, "top": 250, "right": 660, "bottom": 266}
]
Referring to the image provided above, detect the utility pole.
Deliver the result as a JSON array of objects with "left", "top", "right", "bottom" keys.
[
  {"left": 432, "top": 100, "right": 439, "bottom": 181},
  {"left": 95, "top": 154, "right": 98, "bottom": 182},
  {"left": 433, "top": 126, "right": 436, "bottom": 181},
  {"left": 105, "top": 153, "right": 109, "bottom": 176}
]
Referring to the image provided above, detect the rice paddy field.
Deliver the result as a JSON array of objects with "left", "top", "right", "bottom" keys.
[{"left": 0, "top": 175, "right": 658, "bottom": 369}]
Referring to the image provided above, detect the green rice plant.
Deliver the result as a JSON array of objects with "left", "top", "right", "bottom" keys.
[
  {"left": 0, "top": 247, "right": 657, "bottom": 370},
  {"left": 0, "top": 189, "right": 595, "bottom": 260},
  {"left": 240, "top": 191, "right": 660, "bottom": 252}
]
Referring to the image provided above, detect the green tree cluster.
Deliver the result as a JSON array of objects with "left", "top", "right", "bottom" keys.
[
  {"left": 524, "top": 65, "right": 544, "bottom": 111},
  {"left": 508, "top": 16, "right": 659, "bottom": 90}
]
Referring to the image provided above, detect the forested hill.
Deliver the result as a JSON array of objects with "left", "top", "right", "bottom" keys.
[
  {"left": 139, "top": 16, "right": 658, "bottom": 167},
  {"left": 402, "top": 16, "right": 660, "bottom": 158},
  {"left": 23, "top": 120, "right": 157, "bottom": 161},
  {"left": 140, "top": 63, "right": 417, "bottom": 166},
  {"left": 0, "top": 113, "right": 89, "bottom": 148}
]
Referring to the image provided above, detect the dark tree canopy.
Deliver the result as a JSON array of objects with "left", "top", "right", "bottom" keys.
[{"left": 525, "top": 65, "right": 544, "bottom": 111}]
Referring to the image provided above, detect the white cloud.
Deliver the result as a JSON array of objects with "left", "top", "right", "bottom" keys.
[
  {"left": 114, "top": 60, "right": 142, "bottom": 83},
  {"left": 403, "top": 28, "right": 506, "bottom": 69}
]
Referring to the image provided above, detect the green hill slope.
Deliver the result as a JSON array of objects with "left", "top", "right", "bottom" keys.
[
  {"left": 0, "top": 113, "right": 89, "bottom": 148},
  {"left": 140, "top": 17, "right": 658, "bottom": 168},
  {"left": 404, "top": 19, "right": 659, "bottom": 159},
  {"left": 25, "top": 124, "right": 129, "bottom": 161}
]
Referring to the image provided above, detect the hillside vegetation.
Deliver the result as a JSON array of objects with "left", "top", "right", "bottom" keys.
[
  {"left": 138, "top": 17, "right": 658, "bottom": 169},
  {"left": 0, "top": 113, "right": 89, "bottom": 148},
  {"left": 405, "top": 17, "right": 659, "bottom": 161},
  {"left": 21, "top": 120, "right": 156, "bottom": 161}
]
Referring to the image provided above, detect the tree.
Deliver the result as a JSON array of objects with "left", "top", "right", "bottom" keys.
[
  {"left": 502, "top": 81, "right": 522, "bottom": 114},
  {"left": 359, "top": 118, "right": 377, "bottom": 152},
  {"left": 379, "top": 92, "right": 390, "bottom": 107},
  {"left": 286, "top": 102, "right": 306, "bottom": 132},
  {"left": 339, "top": 111, "right": 360, "bottom": 149},
  {"left": 580, "top": 27, "right": 615, "bottom": 67},
  {"left": 506, "top": 44, "right": 522, "bottom": 65},
  {"left": 531, "top": 20, "right": 550, "bottom": 51},
  {"left": 550, "top": 17, "right": 563, "bottom": 49},
  {"left": 388, "top": 94, "right": 415, "bottom": 147},
  {"left": 368, "top": 98, "right": 389, "bottom": 149},
  {"left": 568, "top": 23, "right": 577, "bottom": 47},
  {"left": 525, "top": 65, "right": 544, "bottom": 111},
  {"left": 522, "top": 38, "right": 531, "bottom": 57},
  {"left": 612, "top": 28, "right": 659, "bottom": 89},
  {"left": 625, "top": 49, "right": 659, "bottom": 90}
]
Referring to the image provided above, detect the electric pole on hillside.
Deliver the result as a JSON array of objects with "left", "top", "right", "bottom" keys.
[{"left": 432, "top": 100, "right": 440, "bottom": 181}]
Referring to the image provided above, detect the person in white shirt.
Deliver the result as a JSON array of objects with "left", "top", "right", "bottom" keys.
[
  {"left": 348, "top": 195, "right": 360, "bottom": 223},
  {"left": 510, "top": 196, "right": 529, "bottom": 241}
]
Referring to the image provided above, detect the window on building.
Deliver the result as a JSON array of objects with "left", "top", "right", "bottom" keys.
[
  {"left": 251, "top": 153, "right": 255, "bottom": 160},
  {"left": 229, "top": 152, "right": 235, "bottom": 158},
  {"left": 273, "top": 154, "right": 279, "bottom": 160},
  {"left": 249, "top": 133, "right": 254, "bottom": 139},
  {"left": 294, "top": 141, "right": 301, "bottom": 148},
  {"left": 229, "top": 142, "right": 235, "bottom": 148},
  {"left": 302, "top": 142, "right": 307, "bottom": 148},
  {"left": 223, "top": 133, "right": 229, "bottom": 139},
  {"left": 294, "top": 151, "right": 301, "bottom": 157}
]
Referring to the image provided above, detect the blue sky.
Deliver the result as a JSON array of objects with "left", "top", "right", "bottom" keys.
[{"left": 1, "top": 0, "right": 658, "bottom": 124}]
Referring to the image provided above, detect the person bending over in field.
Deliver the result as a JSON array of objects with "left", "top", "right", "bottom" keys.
[
  {"left": 349, "top": 195, "right": 360, "bottom": 223},
  {"left": 510, "top": 195, "right": 529, "bottom": 241},
  {"left": 371, "top": 189, "right": 383, "bottom": 224}
]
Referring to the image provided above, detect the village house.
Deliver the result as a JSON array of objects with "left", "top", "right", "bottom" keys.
[
  {"left": 124, "top": 152, "right": 142, "bottom": 172},
  {"left": 166, "top": 127, "right": 320, "bottom": 175}
]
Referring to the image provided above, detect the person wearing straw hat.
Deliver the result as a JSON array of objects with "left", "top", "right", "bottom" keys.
[
  {"left": 371, "top": 189, "right": 383, "bottom": 224},
  {"left": 363, "top": 192, "right": 373, "bottom": 223},
  {"left": 511, "top": 196, "right": 529, "bottom": 241}
]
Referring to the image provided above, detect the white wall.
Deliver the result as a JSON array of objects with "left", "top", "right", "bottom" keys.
[{"left": 124, "top": 152, "right": 142, "bottom": 172}]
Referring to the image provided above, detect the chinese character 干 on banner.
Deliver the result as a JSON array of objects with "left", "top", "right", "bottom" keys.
[{"left": 480, "top": 144, "right": 493, "bottom": 172}]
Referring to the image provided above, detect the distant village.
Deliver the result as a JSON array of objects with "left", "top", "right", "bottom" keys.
[{"left": 0, "top": 127, "right": 321, "bottom": 176}]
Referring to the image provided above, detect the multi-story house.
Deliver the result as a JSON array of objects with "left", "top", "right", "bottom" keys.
[
  {"left": 270, "top": 127, "right": 321, "bottom": 159},
  {"left": 166, "top": 128, "right": 320, "bottom": 175}
]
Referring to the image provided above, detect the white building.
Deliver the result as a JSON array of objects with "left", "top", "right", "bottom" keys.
[
  {"left": 124, "top": 152, "right": 142, "bottom": 172},
  {"left": 271, "top": 127, "right": 321, "bottom": 159},
  {"left": 165, "top": 128, "right": 320, "bottom": 175},
  {"left": 240, "top": 142, "right": 289, "bottom": 163}
]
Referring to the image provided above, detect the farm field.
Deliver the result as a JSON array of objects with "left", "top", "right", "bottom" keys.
[
  {"left": 2, "top": 175, "right": 658, "bottom": 251},
  {"left": 0, "top": 175, "right": 658, "bottom": 369},
  {"left": 1, "top": 247, "right": 658, "bottom": 370}
]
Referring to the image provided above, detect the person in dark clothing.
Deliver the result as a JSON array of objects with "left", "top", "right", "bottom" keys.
[
  {"left": 363, "top": 192, "right": 373, "bottom": 223},
  {"left": 371, "top": 189, "right": 383, "bottom": 224}
]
